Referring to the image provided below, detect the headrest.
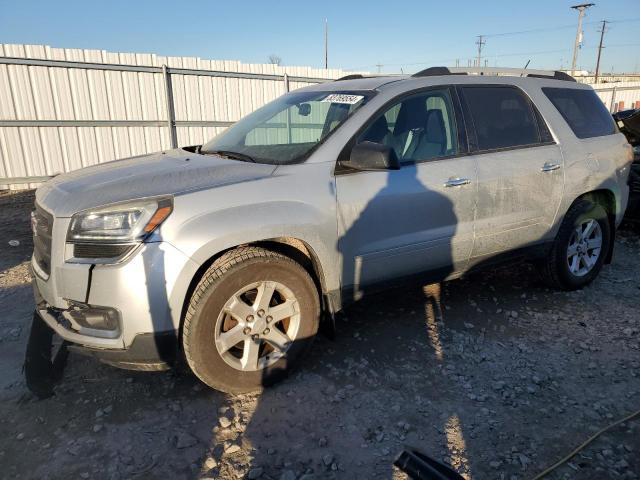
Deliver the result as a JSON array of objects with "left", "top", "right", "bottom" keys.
[
  {"left": 362, "top": 115, "right": 390, "bottom": 143},
  {"left": 394, "top": 97, "right": 428, "bottom": 135},
  {"left": 424, "top": 109, "right": 446, "bottom": 144}
]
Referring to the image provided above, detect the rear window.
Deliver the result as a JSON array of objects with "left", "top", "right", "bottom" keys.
[
  {"left": 461, "top": 86, "right": 540, "bottom": 151},
  {"left": 542, "top": 87, "right": 615, "bottom": 139}
]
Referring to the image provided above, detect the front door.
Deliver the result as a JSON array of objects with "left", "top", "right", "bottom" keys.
[{"left": 335, "top": 87, "right": 477, "bottom": 301}]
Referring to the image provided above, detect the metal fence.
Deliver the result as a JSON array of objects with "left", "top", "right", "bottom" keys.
[
  {"left": 0, "top": 44, "right": 360, "bottom": 188},
  {"left": 591, "top": 82, "right": 640, "bottom": 113}
]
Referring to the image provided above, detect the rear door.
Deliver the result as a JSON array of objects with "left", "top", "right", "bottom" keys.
[
  {"left": 458, "top": 84, "right": 565, "bottom": 261},
  {"left": 335, "top": 87, "right": 477, "bottom": 300}
]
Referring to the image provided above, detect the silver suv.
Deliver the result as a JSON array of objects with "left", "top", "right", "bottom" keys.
[{"left": 29, "top": 67, "right": 633, "bottom": 393}]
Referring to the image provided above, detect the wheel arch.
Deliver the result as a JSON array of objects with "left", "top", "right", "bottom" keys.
[
  {"left": 574, "top": 188, "right": 617, "bottom": 263},
  {"left": 177, "top": 237, "right": 331, "bottom": 349}
]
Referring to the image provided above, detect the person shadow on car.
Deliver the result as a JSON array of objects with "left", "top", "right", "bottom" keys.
[{"left": 212, "top": 144, "right": 475, "bottom": 478}]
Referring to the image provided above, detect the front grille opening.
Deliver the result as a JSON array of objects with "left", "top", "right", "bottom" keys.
[
  {"left": 32, "top": 205, "right": 53, "bottom": 276},
  {"left": 73, "top": 243, "right": 134, "bottom": 259}
]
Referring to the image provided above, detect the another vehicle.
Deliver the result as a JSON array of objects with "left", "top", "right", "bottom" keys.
[
  {"left": 29, "top": 67, "right": 633, "bottom": 393},
  {"left": 613, "top": 108, "right": 640, "bottom": 219}
]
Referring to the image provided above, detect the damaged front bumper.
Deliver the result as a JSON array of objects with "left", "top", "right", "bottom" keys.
[
  {"left": 24, "top": 307, "right": 177, "bottom": 398},
  {"left": 31, "top": 279, "right": 178, "bottom": 371},
  {"left": 24, "top": 268, "right": 178, "bottom": 398}
]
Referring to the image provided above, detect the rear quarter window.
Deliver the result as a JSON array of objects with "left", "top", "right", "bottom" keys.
[{"left": 542, "top": 87, "right": 616, "bottom": 139}]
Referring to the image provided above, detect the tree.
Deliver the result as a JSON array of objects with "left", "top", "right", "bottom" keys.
[{"left": 268, "top": 54, "right": 282, "bottom": 66}]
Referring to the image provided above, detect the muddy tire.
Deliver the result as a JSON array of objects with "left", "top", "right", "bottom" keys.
[
  {"left": 539, "top": 200, "right": 610, "bottom": 290},
  {"left": 182, "top": 246, "right": 320, "bottom": 393}
]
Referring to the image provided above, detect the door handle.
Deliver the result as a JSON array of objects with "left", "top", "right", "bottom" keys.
[
  {"left": 541, "top": 162, "right": 561, "bottom": 172},
  {"left": 444, "top": 177, "right": 471, "bottom": 187}
]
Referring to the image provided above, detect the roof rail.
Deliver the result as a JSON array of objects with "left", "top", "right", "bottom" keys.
[
  {"left": 411, "top": 66, "right": 576, "bottom": 82},
  {"left": 335, "top": 74, "right": 366, "bottom": 81},
  {"left": 413, "top": 67, "right": 450, "bottom": 77},
  {"left": 526, "top": 71, "right": 576, "bottom": 82},
  {"left": 334, "top": 73, "right": 404, "bottom": 82}
]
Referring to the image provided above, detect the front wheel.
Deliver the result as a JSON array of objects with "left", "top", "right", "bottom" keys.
[
  {"left": 539, "top": 200, "right": 611, "bottom": 290},
  {"left": 182, "top": 247, "right": 320, "bottom": 393}
]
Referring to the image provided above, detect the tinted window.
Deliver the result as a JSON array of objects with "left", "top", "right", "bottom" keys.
[
  {"left": 357, "top": 88, "right": 458, "bottom": 163},
  {"left": 543, "top": 87, "right": 615, "bottom": 139},
  {"left": 462, "top": 86, "right": 539, "bottom": 150}
]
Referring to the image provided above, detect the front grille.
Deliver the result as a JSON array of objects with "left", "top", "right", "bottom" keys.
[
  {"left": 32, "top": 204, "right": 53, "bottom": 276},
  {"left": 73, "top": 243, "right": 134, "bottom": 259}
]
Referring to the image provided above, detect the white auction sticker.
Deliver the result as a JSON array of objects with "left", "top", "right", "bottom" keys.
[{"left": 321, "top": 94, "right": 364, "bottom": 105}]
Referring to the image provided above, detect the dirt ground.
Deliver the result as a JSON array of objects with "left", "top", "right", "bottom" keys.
[{"left": 0, "top": 189, "right": 639, "bottom": 480}]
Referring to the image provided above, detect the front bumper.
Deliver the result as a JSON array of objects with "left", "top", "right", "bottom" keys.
[
  {"left": 32, "top": 238, "right": 199, "bottom": 362},
  {"left": 30, "top": 308, "right": 178, "bottom": 371},
  {"left": 66, "top": 328, "right": 178, "bottom": 371}
]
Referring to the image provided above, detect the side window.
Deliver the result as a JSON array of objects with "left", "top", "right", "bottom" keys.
[
  {"left": 461, "top": 86, "right": 539, "bottom": 151},
  {"left": 542, "top": 87, "right": 615, "bottom": 139},
  {"left": 357, "top": 89, "right": 459, "bottom": 163}
]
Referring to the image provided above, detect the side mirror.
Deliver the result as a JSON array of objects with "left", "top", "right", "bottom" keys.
[{"left": 342, "top": 141, "right": 400, "bottom": 171}]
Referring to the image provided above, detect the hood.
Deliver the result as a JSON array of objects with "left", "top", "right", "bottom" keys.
[
  {"left": 36, "top": 149, "right": 277, "bottom": 217},
  {"left": 613, "top": 109, "right": 640, "bottom": 146}
]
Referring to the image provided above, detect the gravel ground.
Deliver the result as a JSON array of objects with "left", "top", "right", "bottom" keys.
[{"left": 0, "top": 189, "right": 639, "bottom": 480}]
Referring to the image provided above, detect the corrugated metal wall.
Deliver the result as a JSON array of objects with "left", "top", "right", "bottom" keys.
[
  {"left": 0, "top": 44, "right": 361, "bottom": 189},
  {"left": 592, "top": 82, "right": 640, "bottom": 112}
]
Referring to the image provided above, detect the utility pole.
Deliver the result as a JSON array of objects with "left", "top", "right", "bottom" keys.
[
  {"left": 375, "top": 63, "right": 383, "bottom": 73},
  {"left": 594, "top": 19, "right": 607, "bottom": 83},
  {"left": 476, "top": 35, "right": 485, "bottom": 68},
  {"left": 324, "top": 19, "right": 328, "bottom": 69},
  {"left": 570, "top": 3, "right": 595, "bottom": 75}
]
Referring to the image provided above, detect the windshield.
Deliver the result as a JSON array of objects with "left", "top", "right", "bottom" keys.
[{"left": 200, "top": 90, "right": 373, "bottom": 164}]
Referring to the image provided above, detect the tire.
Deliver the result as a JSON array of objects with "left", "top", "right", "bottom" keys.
[
  {"left": 183, "top": 246, "right": 320, "bottom": 393},
  {"left": 539, "top": 199, "right": 611, "bottom": 290}
]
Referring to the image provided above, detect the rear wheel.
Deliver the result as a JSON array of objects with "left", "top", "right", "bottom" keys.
[
  {"left": 183, "top": 247, "right": 319, "bottom": 393},
  {"left": 539, "top": 200, "right": 611, "bottom": 290}
]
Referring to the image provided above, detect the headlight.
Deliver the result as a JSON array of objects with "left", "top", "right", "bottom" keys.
[{"left": 67, "top": 197, "right": 173, "bottom": 244}]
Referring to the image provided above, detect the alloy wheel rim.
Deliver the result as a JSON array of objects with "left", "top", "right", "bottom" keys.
[
  {"left": 214, "top": 281, "right": 300, "bottom": 372},
  {"left": 566, "top": 219, "right": 602, "bottom": 277}
]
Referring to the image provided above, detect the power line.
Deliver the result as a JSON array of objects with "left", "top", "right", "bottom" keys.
[
  {"left": 479, "top": 17, "right": 640, "bottom": 39},
  {"left": 604, "top": 17, "right": 640, "bottom": 24},
  {"left": 344, "top": 48, "right": 570, "bottom": 71},
  {"left": 343, "top": 14, "right": 640, "bottom": 73},
  {"left": 482, "top": 24, "right": 576, "bottom": 38},
  {"left": 582, "top": 43, "right": 640, "bottom": 49}
]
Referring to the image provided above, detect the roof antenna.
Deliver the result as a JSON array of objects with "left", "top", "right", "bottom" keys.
[{"left": 521, "top": 59, "right": 531, "bottom": 76}]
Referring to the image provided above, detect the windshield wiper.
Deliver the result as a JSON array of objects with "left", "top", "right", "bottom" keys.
[{"left": 204, "top": 150, "right": 256, "bottom": 163}]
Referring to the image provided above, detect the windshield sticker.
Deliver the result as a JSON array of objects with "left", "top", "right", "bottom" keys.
[{"left": 321, "top": 94, "right": 364, "bottom": 105}]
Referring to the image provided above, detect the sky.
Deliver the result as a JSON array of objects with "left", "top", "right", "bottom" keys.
[{"left": 0, "top": 0, "right": 639, "bottom": 74}]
